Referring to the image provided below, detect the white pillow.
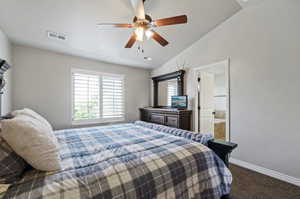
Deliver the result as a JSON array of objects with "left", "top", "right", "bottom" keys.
[
  {"left": 1, "top": 115, "right": 61, "bottom": 171},
  {"left": 12, "top": 108, "right": 53, "bottom": 131}
]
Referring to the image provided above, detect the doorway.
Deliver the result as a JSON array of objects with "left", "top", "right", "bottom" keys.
[{"left": 194, "top": 60, "right": 230, "bottom": 141}]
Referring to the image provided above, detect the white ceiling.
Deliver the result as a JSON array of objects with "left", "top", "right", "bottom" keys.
[
  {"left": 0, "top": 0, "right": 241, "bottom": 69},
  {"left": 236, "top": 0, "right": 266, "bottom": 8}
]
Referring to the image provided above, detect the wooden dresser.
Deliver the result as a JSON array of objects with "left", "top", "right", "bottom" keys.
[{"left": 139, "top": 108, "right": 192, "bottom": 130}]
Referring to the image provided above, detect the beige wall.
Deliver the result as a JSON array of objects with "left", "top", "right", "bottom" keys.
[
  {"left": 152, "top": 0, "right": 300, "bottom": 179},
  {"left": 12, "top": 44, "right": 151, "bottom": 130},
  {"left": 0, "top": 29, "right": 12, "bottom": 115}
]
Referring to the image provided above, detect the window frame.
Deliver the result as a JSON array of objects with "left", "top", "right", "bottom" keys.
[{"left": 71, "top": 68, "right": 125, "bottom": 125}]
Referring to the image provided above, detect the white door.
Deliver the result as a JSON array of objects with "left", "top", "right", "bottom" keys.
[{"left": 198, "top": 72, "right": 215, "bottom": 136}]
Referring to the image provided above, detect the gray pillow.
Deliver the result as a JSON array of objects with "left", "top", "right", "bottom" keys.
[{"left": 0, "top": 136, "right": 27, "bottom": 184}]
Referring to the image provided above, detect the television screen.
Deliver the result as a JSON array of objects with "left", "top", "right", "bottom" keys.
[{"left": 171, "top": 96, "right": 188, "bottom": 109}]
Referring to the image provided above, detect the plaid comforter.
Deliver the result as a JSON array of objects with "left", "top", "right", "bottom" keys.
[{"left": 2, "top": 123, "right": 232, "bottom": 199}]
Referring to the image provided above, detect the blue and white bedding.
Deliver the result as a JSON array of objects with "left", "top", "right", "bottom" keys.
[{"left": 2, "top": 122, "right": 232, "bottom": 199}]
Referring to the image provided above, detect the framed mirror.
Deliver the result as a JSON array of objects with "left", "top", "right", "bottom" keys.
[{"left": 152, "top": 70, "right": 185, "bottom": 108}]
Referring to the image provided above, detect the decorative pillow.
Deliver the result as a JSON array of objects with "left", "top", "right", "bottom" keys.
[
  {"left": 134, "top": 121, "right": 213, "bottom": 145},
  {"left": 0, "top": 135, "right": 27, "bottom": 184},
  {"left": 12, "top": 108, "right": 53, "bottom": 131},
  {"left": 1, "top": 115, "right": 61, "bottom": 171}
]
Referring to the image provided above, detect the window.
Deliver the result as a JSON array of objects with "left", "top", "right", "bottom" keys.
[
  {"left": 72, "top": 73, "right": 100, "bottom": 121},
  {"left": 72, "top": 69, "right": 124, "bottom": 124},
  {"left": 167, "top": 80, "right": 178, "bottom": 106},
  {"left": 102, "top": 75, "right": 124, "bottom": 119}
]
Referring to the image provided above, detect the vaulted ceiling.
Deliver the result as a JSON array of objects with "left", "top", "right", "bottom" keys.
[{"left": 0, "top": 0, "right": 241, "bottom": 68}]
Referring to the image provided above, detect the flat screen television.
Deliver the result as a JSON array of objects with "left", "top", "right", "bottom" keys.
[{"left": 171, "top": 96, "right": 188, "bottom": 109}]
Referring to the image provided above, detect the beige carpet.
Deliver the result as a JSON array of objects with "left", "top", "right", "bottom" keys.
[{"left": 230, "top": 164, "right": 300, "bottom": 199}]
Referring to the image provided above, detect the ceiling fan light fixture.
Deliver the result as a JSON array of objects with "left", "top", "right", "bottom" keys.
[
  {"left": 97, "top": 1, "right": 188, "bottom": 48},
  {"left": 135, "top": 27, "right": 144, "bottom": 41},
  {"left": 145, "top": 29, "right": 154, "bottom": 39}
]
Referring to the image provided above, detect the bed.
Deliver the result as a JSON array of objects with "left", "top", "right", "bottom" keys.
[{"left": 1, "top": 122, "right": 234, "bottom": 199}]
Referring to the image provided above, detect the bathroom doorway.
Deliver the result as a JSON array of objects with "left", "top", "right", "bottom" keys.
[{"left": 193, "top": 60, "right": 230, "bottom": 141}]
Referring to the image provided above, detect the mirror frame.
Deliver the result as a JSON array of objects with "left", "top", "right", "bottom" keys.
[{"left": 152, "top": 70, "right": 185, "bottom": 108}]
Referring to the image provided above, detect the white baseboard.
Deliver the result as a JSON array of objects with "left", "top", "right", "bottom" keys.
[{"left": 230, "top": 158, "right": 300, "bottom": 187}]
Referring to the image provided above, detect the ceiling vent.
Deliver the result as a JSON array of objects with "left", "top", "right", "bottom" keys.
[{"left": 47, "top": 31, "right": 67, "bottom": 41}]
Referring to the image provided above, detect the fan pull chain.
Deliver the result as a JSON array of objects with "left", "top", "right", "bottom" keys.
[{"left": 137, "top": 44, "right": 145, "bottom": 54}]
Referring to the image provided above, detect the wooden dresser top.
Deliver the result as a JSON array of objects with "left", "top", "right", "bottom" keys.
[{"left": 140, "top": 107, "right": 192, "bottom": 113}]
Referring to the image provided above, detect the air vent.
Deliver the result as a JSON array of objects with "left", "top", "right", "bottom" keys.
[{"left": 47, "top": 31, "right": 67, "bottom": 41}]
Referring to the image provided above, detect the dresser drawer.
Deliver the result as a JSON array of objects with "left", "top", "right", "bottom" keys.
[
  {"left": 166, "top": 116, "right": 179, "bottom": 128},
  {"left": 150, "top": 114, "right": 165, "bottom": 124},
  {"left": 140, "top": 108, "right": 192, "bottom": 131}
]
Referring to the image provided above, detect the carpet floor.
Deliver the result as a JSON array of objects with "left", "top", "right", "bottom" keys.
[{"left": 230, "top": 164, "right": 300, "bottom": 199}]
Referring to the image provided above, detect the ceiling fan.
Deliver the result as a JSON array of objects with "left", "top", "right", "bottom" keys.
[{"left": 97, "top": 0, "right": 188, "bottom": 48}]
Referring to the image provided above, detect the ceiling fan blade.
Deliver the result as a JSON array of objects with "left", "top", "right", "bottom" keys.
[
  {"left": 151, "top": 31, "right": 169, "bottom": 47},
  {"left": 97, "top": 23, "right": 133, "bottom": 28},
  {"left": 130, "top": 0, "right": 145, "bottom": 19},
  {"left": 125, "top": 33, "right": 137, "bottom": 48},
  {"left": 153, "top": 15, "right": 188, "bottom": 27}
]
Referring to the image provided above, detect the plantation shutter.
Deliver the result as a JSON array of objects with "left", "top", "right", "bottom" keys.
[
  {"left": 72, "top": 72, "right": 100, "bottom": 121},
  {"left": 102, "top": 75, "right": 124, "bottom": 118},
  {"left": 167, "top": 81, "right": 178, "bottom": 106}
]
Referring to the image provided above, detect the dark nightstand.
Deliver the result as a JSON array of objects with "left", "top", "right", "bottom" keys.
[{"left": 208, "top": 139, "right": 238, "bottom": 167}]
